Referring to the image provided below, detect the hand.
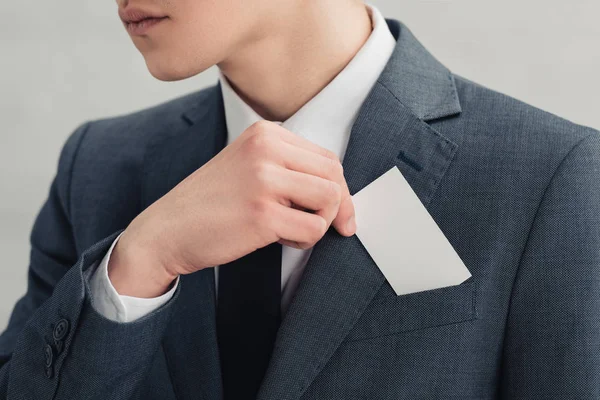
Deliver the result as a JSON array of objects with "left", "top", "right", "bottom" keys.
[{"left": 108, "top": 120, "right": 356, "bottom": 297}]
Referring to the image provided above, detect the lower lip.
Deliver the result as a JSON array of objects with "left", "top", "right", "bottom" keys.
[{"left": 125, "top": 17, "right": 168, "bottom": 36}]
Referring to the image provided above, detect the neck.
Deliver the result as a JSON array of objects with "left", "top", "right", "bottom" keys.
[{"left": 217, "top": 1, "right": 372, "bottom": 122}]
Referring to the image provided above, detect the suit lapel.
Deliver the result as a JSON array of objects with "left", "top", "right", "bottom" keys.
[
  {"left": 142, "top": 84, "right": 227, "bottom": 400},
  {"left": 142, "top": 85, "right": 227, "bottom": 210},
  {"left": 257, "top": 20, "right": 462, "bottom": 400}
]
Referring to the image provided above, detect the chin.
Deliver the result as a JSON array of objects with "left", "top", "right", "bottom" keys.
[{"left": 144, "top": 56, "right": 212, "bottom": 82}]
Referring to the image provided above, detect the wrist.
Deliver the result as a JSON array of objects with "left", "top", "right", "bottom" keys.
[{"left": 107, "top": 229, "right": 179, "bottom": 298}]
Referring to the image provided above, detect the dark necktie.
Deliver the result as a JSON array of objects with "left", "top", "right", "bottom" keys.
[{"left": 216, "top": 242, "right": 282, "bottom": 400}]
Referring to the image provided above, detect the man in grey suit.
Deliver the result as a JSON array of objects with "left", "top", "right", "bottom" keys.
[{"left": 1, "top": 0, "right": 599, "bottom": 399}]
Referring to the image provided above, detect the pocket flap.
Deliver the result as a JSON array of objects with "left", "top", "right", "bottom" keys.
[{"left": 345, "top": 280, "right": 477, "bottom": 341}]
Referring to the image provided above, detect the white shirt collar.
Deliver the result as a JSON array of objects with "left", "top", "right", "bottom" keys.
[{"left": 218, "top": 3, "right": 396, "bottom": 162}]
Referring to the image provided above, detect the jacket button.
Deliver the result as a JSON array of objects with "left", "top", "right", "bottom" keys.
[
  {"left": 45, "top": 366, "right": 54, "bottom": 379},
  {"left": 53, "top": 319, "right": 70, "bottom": 342},
  {"left": 44, "top": 344, "right": 54, "bottom": 368}
]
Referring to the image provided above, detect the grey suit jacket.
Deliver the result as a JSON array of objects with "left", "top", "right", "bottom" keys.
[{"left": 1, "top": 18, "right": 599, "bottom": 400}]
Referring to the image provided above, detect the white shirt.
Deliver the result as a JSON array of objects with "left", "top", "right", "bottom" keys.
[{"left": 89, "top": 3, "right": 396, "bottom": 323}]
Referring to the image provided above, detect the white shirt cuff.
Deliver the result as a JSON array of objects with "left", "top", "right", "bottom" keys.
[{"left": 88, "top": 231, "right": 179, "bottom": 323}]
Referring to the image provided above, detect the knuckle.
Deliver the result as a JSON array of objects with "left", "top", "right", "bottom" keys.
[
  {"left": 335, "top": 160, "right": 344, "bottom": 176},
  {"left": 246, "top": 123, "right": 274, "bottom": 151},
  {"left": 251, "top": 120, "right": 273, "bottom": 135},
  {"left": 249, "top": 196, "right": 271, "bottom": 220},
  {"left": 326, "top": 156, "right": 344, "bottom": 178},
  {"left": 297, "top": 241, "right": 314, "bottom": 250},
  {"left": 246, "top": 133, "right": 265, "bottom": 151},
  {"left": 321, "top": 148, "right": 339, "bottom": 163},
  {"left": 307, "top": 218, "right": 326, "bottom": 244},
  {"left": 252, "top": 162, "right": 274, "bottom": 189},
  {"left": 325, "top": 180, "right": 342, "bottom": 204}
]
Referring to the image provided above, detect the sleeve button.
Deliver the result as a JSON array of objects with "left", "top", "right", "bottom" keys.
[
  {"left": 44, "top": 344, "right": 54, "bottom": 368},
  {"left": 53, "top": 319, "right": 70, "bottom": 342},
  {"left": 45, "top": 366, "right": 54, "bottom": 379}
]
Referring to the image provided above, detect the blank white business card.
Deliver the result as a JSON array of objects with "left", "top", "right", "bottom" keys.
[{"left": 352, "top": 166, "right": 471, "bottom": 296}]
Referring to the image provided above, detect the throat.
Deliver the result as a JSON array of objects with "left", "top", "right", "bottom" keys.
[{"left": 217, "top": 1, "right": 373, "bottom": 122}]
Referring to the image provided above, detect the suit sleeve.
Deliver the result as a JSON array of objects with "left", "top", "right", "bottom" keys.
[
  {"left": 500, "top": 131, "right": 600, "bottom": 398},
  {"left": 0, "top": 122, "right": 179, "bottom": 400}
]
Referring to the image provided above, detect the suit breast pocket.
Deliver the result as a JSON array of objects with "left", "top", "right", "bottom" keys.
[{"left": 344, "top": 279, "right": 477, "bottom": 342}]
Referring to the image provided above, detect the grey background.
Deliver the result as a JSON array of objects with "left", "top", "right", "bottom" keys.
[{"left": 1, "top": 0, "right": 598, "bottom": 329}]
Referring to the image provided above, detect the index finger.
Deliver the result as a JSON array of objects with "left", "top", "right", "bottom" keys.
[{"left": 272, "top": 124, "right": 356, "bottom": 237}]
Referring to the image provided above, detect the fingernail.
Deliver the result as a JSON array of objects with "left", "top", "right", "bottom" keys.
[{"left": 346, "top": 216, "right": 356, "bottom": 235}]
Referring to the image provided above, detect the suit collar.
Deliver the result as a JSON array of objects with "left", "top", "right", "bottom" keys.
[
  {"left": 144, "top": 18, "right": 461, "bottom": 400},
  {"left": 380, "top": 19, "right": 462, "bottom": 121}
]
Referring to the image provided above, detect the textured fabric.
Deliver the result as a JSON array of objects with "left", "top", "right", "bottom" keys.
[
  {"left": 217, "top": 243, "right": 282, "bottom": 400},
  {"left": 0, "top": 17, "right": 599, "bottom": 400}
]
